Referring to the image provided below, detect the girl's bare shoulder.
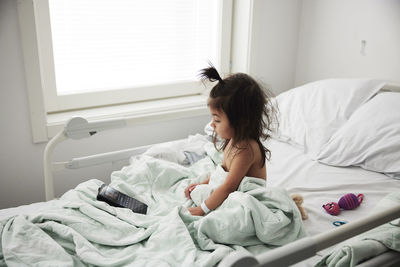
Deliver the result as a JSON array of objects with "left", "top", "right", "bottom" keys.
[{"left": 232, "top": 139, "right": 261, "bottom": 160}]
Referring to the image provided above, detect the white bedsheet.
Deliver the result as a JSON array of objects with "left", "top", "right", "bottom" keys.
[
  {"left": 0, "top": 200, "right": 57, "bottom": 220},
  {"left": 266, "top": 138, "right": 400, "bottom": 237}
]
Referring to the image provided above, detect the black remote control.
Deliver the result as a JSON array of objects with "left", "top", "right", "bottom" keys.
[{"left": 97, "top": 184, "right": 147, "bottom": 214}]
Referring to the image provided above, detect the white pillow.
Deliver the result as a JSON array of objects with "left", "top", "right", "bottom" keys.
[
  {"left": 315, "top": 92, "right": 400, "bottom": 177},
  {"left": 275, "top": 78, "right": 386, "bottom": 156}
]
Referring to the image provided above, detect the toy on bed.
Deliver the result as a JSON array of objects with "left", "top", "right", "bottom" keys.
[
  {"left": 291, "top": 194, "right": 308, "bottom": 220},
  {"left": 322, "top": 193, "right": 364, "bottom": 216}
]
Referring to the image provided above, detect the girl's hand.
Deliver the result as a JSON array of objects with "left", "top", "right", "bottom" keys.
[
  {"left": 184, "top": 183, "right": 199, "bottom": 199},
  {"left": 188, "top": 206, "right": 205, "bottom": 216}
]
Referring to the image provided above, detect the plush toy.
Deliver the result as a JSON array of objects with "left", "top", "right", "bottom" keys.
[
  {"left": 291, "top": 194, "right": 308, "bottom": 220},
  {"left": 323, "top": 193, "right": 364, "bottom": 216}
]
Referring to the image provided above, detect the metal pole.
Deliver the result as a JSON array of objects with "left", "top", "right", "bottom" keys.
[{"left": 43, "top": 130, "right": 67, "bottom": 201}]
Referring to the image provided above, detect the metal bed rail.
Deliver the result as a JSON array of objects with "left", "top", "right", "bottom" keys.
[
  {"left": 218, "top": 204, "right": 400, "bottom": 267},
  {"left": 44, "top": 117, "right": 146, "bottom": 201}
]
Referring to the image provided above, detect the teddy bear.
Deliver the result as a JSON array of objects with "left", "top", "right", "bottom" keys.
[{"left": 291, "top": 194, "right": 308, "bottom": 220}]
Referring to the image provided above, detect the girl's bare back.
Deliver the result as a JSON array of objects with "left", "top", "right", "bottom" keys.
[{"left": 222, "top": 139, "right": 267, "bottom": 180}]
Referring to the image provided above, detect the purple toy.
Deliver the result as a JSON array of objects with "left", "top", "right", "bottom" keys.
[{"left": 323, "top": 193, "right": 364, "bottom": 216}]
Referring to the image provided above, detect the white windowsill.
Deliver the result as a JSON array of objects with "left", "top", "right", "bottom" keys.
[{"left": 46, "top": 94, "right": 209, "bottom": 138}]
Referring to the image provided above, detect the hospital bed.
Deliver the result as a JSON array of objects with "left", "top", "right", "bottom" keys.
[{"left": 1, "top": 78, "right": 399, "bottom": 267}]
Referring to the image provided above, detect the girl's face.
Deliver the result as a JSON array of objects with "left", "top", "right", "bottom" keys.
[{"left": 209, "top": 106, "right": 234, "bottom": 139}]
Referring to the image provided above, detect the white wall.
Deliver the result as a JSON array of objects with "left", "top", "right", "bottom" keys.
[
  {"left": 295, "top": 0, "right": 400, "bottom": 85},
  {"left": 250, "top": 0, "right": 302, "bottom": 95}
]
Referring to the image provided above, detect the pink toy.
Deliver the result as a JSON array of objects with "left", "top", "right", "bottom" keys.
[
  {"left": 322, "top": 193, "right": 364, "bottom": 216},
  {"left": 322, "top": 202, "right": 341, "bottom": 215}
]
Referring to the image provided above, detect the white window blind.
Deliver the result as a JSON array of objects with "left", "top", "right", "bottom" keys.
[
  {"left": 48, "top": 0, "right": 220, "bottom": 96},
  {"left": 34, "top": 0, "right": 231, "bottom": 112}
]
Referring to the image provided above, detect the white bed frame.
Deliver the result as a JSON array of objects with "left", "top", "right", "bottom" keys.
[{"left": 43, "top": 83, "right": 400, "bottom": 267}]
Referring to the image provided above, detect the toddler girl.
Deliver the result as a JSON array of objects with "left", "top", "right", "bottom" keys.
[{"left": 185, "top": 64, "right": 277, "bottom": 216}]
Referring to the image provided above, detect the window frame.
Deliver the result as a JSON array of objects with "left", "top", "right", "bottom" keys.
[{"left": 17, "top": 0, "right": 233, "bottom": 142}]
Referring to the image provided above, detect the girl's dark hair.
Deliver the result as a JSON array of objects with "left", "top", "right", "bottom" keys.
[{"left": 199, "top": 63, "right": 278, "bottom": 166}]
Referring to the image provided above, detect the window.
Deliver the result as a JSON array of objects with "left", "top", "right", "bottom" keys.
[{"left": 18, "top": 0, "right": 232, "bottom": 142}]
